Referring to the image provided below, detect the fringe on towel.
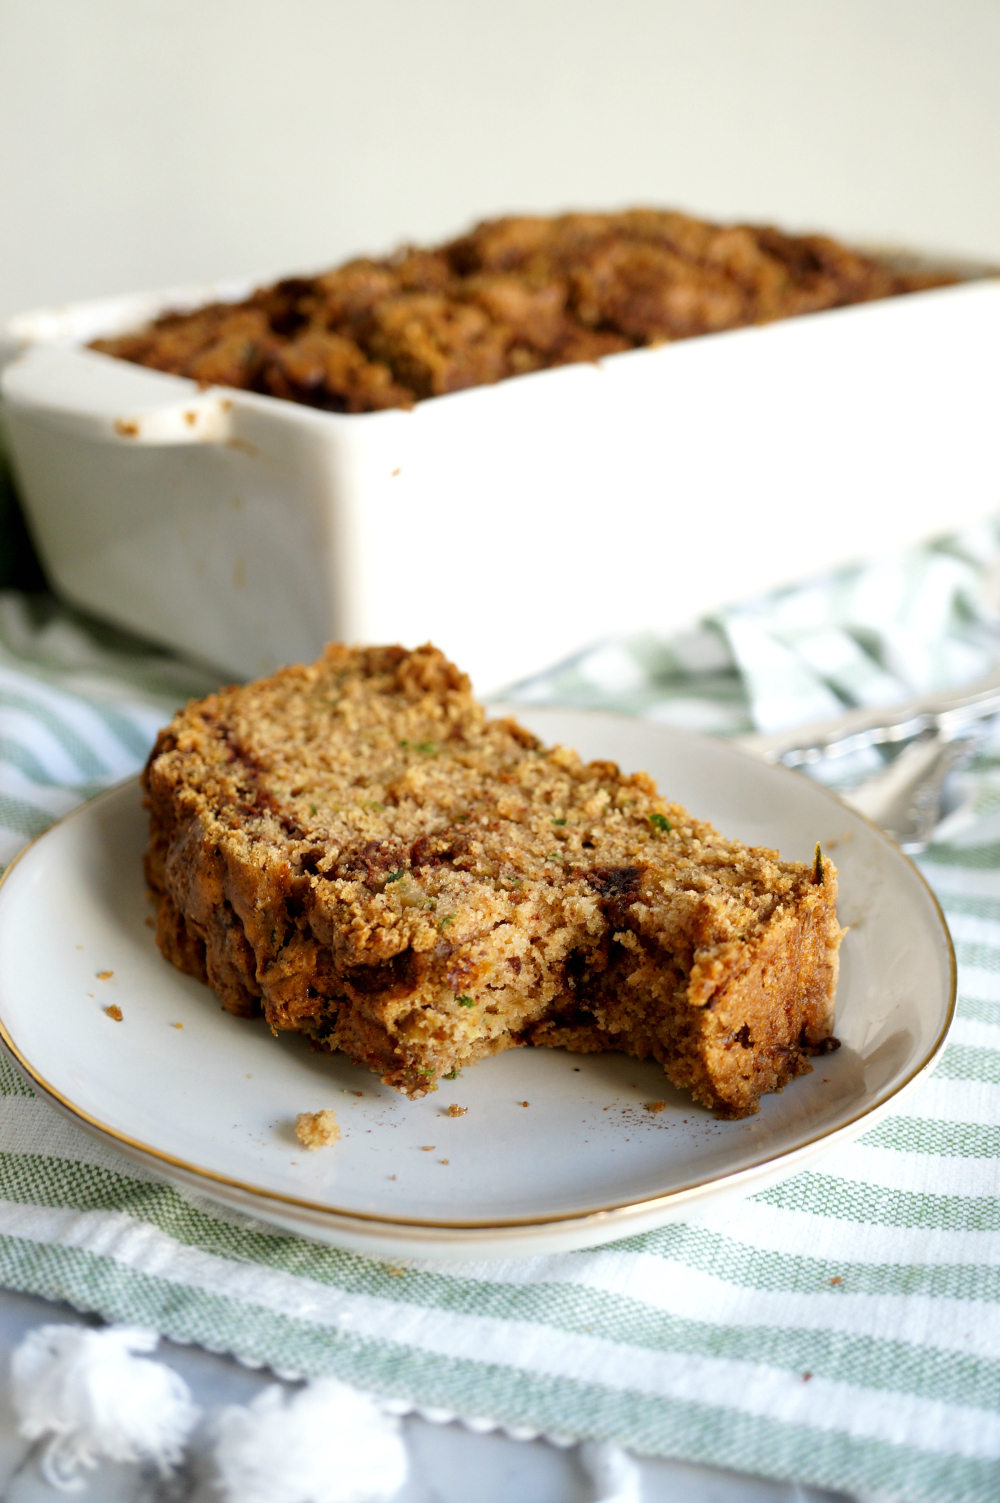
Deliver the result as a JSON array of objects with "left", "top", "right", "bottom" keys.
[
  {"left": 211, "top": 1377, "right": 408, "bottom": 1503},
  {"left": 10, "top": 1324, "right": 199, "bottom": 1491},
  {"left": 10, "top": 1322, "right": 640, "bottom": 1501},
  {"left": 580, "top": 1441, "right": 643, "bottom": 1503}
]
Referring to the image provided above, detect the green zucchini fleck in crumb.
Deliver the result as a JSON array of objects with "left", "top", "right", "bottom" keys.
[
  {"left": 650, "top": 813, "right": 671, "bottom": 832},
  {"left": 457, "top": 995, "right": 475, "bottom": 1008}
]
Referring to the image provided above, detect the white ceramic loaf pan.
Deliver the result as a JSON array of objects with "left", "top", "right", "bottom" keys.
[{"left": 2, "top": 271, "right": 1000, "bottom": 693}]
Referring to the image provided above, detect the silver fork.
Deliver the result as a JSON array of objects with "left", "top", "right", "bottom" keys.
[{"left": 736, "top": 665, "right": 1000, "bottom": 850}]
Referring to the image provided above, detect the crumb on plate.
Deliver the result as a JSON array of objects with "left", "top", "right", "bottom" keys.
[
  {"left": 445, "top": 1104, "right": 467, "bottom": 1117},
  {"left": 295, "top": 1109, "right": 340, "bottom": 1149},
  {"left": 105, "top": 1005, "right": 123, "bottom": 1022}
]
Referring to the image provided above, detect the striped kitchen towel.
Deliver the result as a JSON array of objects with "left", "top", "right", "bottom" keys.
[{"left": 0, "top": 520, "right": 998, "bottom": 1503}]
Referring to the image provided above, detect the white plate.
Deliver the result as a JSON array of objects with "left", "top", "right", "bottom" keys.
[{"left": 0, "top": 710, "right": 954, "bottom": 1261}]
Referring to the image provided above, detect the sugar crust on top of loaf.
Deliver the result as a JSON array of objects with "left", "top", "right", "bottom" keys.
[{"left": 94, "top": 208, "right": 954, "bottom": 412}]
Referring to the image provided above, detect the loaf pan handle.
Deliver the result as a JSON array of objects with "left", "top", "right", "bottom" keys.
[{"left": 0, "top": 344, "right": 234, "bottom": 445}]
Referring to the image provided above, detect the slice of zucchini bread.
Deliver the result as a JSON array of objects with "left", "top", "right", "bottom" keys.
[{"left": 143, "top": 643, "right": 842, "bottom": 1116}]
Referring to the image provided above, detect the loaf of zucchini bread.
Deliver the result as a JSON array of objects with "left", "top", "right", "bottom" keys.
[{"left": 96, "top": 208, "right": 953, "bottom": 412}]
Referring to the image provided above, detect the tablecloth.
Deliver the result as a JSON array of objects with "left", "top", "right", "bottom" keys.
[{"left": 0, "top": 521, "right": 999, "bottom": 1503}]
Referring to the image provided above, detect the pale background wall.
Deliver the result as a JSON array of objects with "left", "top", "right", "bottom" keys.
[{"left": 0, "top": 0, "right": 998, "bottom": 323}]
